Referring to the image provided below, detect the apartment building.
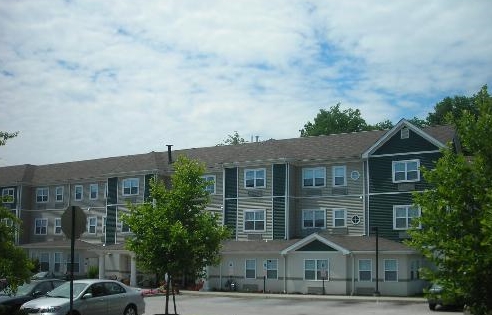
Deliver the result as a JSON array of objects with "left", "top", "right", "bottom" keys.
[{"left": 0, "top": 119, "right": 456, "bottom": 296}]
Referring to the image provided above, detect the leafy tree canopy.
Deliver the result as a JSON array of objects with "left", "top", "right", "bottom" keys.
[
  {"left": 0, "top": 131, "right": 18, "bottom": 146},
  {"left": 426, "top": 94, "right": 478, "bottom": 125},
  {"left": 217, "top": 131, "right": 246, "bottom": 145},
  {"left": 407, "top": 85, "right": 492, "bottom": 315},
  {"left": 122, "top": 155, "right": 230, "bottom": 314}
]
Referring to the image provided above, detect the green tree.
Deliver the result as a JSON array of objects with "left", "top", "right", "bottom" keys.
[
  {"left": 0, "top": 131, "right": 33, "bottom": 295},
  {"left": 426, "top": 95, "right": 478, "bottom": 125},
  {"left": 122, "top": 155, "right": 230, "bottom": 314},
  {"left": 217, "top": 131, "right": 246, "bottom": 145},
  {"left": 407, "top": 85, "right": 492, "bottom": 315}
]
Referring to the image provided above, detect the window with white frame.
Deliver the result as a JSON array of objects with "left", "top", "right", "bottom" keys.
[
  {"left": 304, "top": 259, "right": 329, "bottom": 280},
  {"left": 244, "top": 169, "right": 266, "bottom": 188},
  {"left": 74, "top": 185, "right": 83, "bottom": 201},
  {"left": 121, "top": 221, "right": 131, "bottom": 233},
  {"left": 384, "top": 259, "right": 398, "bottom": 281},
  {"left": 54, "top": 218, "right": 62, "bottom": 234},
  {"left": 2, "top": 188, "right": 14, "bottom": 203},
  {"left": 393, "top": 205, "right": 421, "bottom": 230},
  {"left": 358, "top": 259, "right": 372, "bottom": 281},
  {"left": 89, "top": 184, "right": 98, "bottom": 200},
  {"left": 39, "top": 253, "right": 49, "bottom": 271},
  {"left": 332, "top": 166, "right": 346, "bottom": 187},
  {"left": 302, "top": 209, "right": 325, "bottom": 229},
  {"left": 333, "top": 209, "right": 347, "bottom": 227},
  {"left": 245, "top": 259, "right": 256, "bottom": 279},
  {"left": 55, "top": 186, "right": 64, "bottom": 202},
  {"left": 36, "top": 188, "right": 49, "bottom": 203},
  {"left": 244, "top": 209, "right": 265, "bottom": 231},
  {"left": 302, "top": 167, "right": 325, "bottom": 187},
  {"left": 66, "top": 252, "right": 80, "bottom": 273},
  {"left": 410, "top": 260, "right": 420, "bottom": 280},
  {"left": 266, "top": 259, "right": 278, "bottom": 279},
  {"left": 123, "top": 178, "right": 139, "bottom": 195},
  {"left": 202, "top": 175, "right": 216, "bottom": 194},
  {"left": 34, "top": 218, "right": 48, "bottom": 235},
  {"left": 88, "top": 217, "right": 97, "bottom": 234},
  {"left": 54, "top": 252, "right": 63, "bottom": 273},
  {"left": 392, "top": 160, "right": 420, "bottom": 182}
]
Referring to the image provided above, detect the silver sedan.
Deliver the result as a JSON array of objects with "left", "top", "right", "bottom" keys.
[{"left": 20, "top": 279, "right": 145, "bottom": 315}]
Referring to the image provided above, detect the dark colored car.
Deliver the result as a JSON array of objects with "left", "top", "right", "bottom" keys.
[
  {"left": 0, "top": 279, "right": 65, "bottom": 313},
  {"left": 427, "top": 283, "right": 464, "bottom": 311}
]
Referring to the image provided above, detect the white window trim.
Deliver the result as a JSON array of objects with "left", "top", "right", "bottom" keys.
[
  {"left": 55, "top": 186, "right": 64, "bottom": 202},
  {"left": 302, "top": 209, "right": 326, "bottom": 229},
  {"left": 54, "top": 218, "right": 62, "bottom": 235},
  {"left": 243, "top": 209, "right": 266, "bottom": 232},
  {"left": 74, "top": 185, "right": 83, "bottom": 201},
  {"left": 302, "top": 167, "right": 326, "bottom": 188},
  {"left": 34, "top": 218, "right": 48, "bottom": 235},
  {"left": 266, "top": 259, "right": 278, "bottom": 280},
  {"left": 332, "top": 208, "right": 347, "bottom": 227},
  {"left": 244, "top": 168, "right": 266, "bottom": 189},
  {"left": 245, "top": 259, "right": 256, "bottom": 279},
  {"left": 393, "top": 205, "right": 421, "bottom": 230},
  {"left": 303, "top": 259, "right": 329, "bottom": 281},
  {"left": 202, "top": 175, "right": 216, "bottom": 194},
  {"left": 392, "top": 159, "right": 420, "bottom": 183},
  {"left": 332, "top": 165, "right": 347, "bottom": 187},
  {"left": 122, "top": 178, "right": 139, "bottom": 196},
  {"left": 36, "top": 187, "right": 49, "bottom": 203},
  {"left": 87, "top": 216, "right": 97, "bottom": 234},
  {"left": 358, "top": 259, "right": 372, "bottom": 282},
  {"left": 384, "top": 259, "right": 399, "bottom": 282},
  {"left": 89, "top": 184, "right": 98, "bottom": 200},
  {"left": 2, "top": 188, "right": 15, "bottom": 203}
]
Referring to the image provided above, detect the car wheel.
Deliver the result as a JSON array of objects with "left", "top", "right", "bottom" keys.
[
  {"left": 124, "top": 305, "right": 137, "bottom": 315},
  {"left": 429, "top": 303, "right": 436, "bottom": 311}
]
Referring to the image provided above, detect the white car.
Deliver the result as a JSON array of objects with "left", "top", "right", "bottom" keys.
[{"left": 20, "top": 279, "right": 145, "bottom": 315}]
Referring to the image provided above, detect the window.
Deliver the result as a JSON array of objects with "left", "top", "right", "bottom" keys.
[
  {"left": 202, "top": 175, "right": 216, "bottom": 194},
  {"left": 302, "top": 167, "right": 325, "bottom": 187},
  {"left": 384, "top": 259, "right": 398, "bottom": 281},
  {"left": 392, "top": 160, "right": 420, "bottom": 182},
  {"left": 36, "top": 188, "right": 49, "bottom": 203},
  {"left": 333, "top": 209, "right": 346, "bottom": 227},
  {"left": 88, "top": 217, "right": 97, "bottom": 234},
  {"left": 2, "top": 188, "right": 14, "bottom": 203},
  {"left": 66, "top": 253, "right": 80, "bottom": 273},
  {"left": 90, "top": 184, "right": 98, "bottom": 200},
  {"left": 304, "top": 259, "right": 329, "bottom": 280},
  {"left": 401, "top": 127, "right": 410, "bottom": 139},
  {"left": 74, "top": 185, "right": 83, "bottom": 201},
  {"left": 358, "top": 259, "right": 372, "bottom": 281},
  {"left": 123, "top": 178, "right": 139, "bottom": 195},
  {"left": 410, "top": 260, "right": 420, "bottom": 280},
  {"left": 34, "top": 218, "right": 48, "bottom": 235},
  {"left": 121, "top": 222, "right": 131, "bottom": 233},
  {"left": 55, "top": 186, "right": 64, "bottom": 202},
  {"left": 39, "top": 253, "right": 49, "bottom": 271},
  {"left": 244, "top": 169, "right": 266, "bottom": 188},
  {"left": 266, "top": 259, "right": 277, "bottom": 279},
  {"left": 332, "top": 166, "right": 346, "bottom": 187},
  {"left": 302, "top": 209, "right": 325, "bottom": 229},
  {"left": 54, "top": 252, "right": 63, "bottom": 272},
  {"left": 244, "top": 210, "right": 265, "bottom": 231},
  {"left": 102, "top": 216, "right": 107, "bottom": 234},
  {"left": 54, "top": 218, "right": 62, "bottom": 234},
  {"left": 245, "top": 259, "right": 256, "bottom": 279},
  {"left": 393, "top": 205, "right": 421, "bottom": 230}
]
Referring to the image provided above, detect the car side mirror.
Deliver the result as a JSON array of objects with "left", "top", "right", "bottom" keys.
[
  {"left": 33, "top": 290, "right": 43, "bottom": 297},
  {"left": 82, "top": 292, "right": 93, "bottom": 299}
]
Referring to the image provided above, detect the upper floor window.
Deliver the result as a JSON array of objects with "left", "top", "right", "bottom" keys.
[
  {"left": 384, "top": 259, "right": 398, "bottom": 282},
  {"left": 392, "top": 160, "right": 420, "bottom": 183},
  {"left": 90, "top": 184, "right": 98, "bottom": 200},
  {"left": 302, "top": 209, "right": 325, "bottom": 229},
  {"left": 245, "top": 259, "right": 256, "bottom": 279},
  {"left": 332, "top": 166, "right": 346, "bottom": 187},
  {"left": 244, "top": 169, "right": 266, "bottom": 188},
  {"left": 34, "top": 218, "right": 48, "bottom": 235},
  {"left": 87, "top": 217, "right": 97, "bottom": 234},
  {"left": 202, "top": 175, "right": 216, "bottom": 194},
  {"left": 244, "top": 209, "right": 265, "bottom": 231},
  {"left": 74, "top": 185, "right": 83, "bottom": 201},
  {"left": 121, "top": 221, "right": 131, "bottom": 233},
  {"left": 393, "top": 205, "right": 421, "bottom": 230},
  {"left": 333, "top": 208, "right": 347, "bottom": 227},
  {"left": 36, "top": 188, "right": 49, "bottom": 203},
  {"left": 55, "top": 186, "right": 64, "bottom": 202},
  {"left": 304, "top": 259, "right": 329, "bottom": 280},
  {"left": 358, "top": 259, "right": 372, "bottom": 282},
  {"left": 302, "top": 167, "right": 325, "bottom": 187},
  {"left": 54, "top": 218, "right": 62, "bottom": 234},
  {"left": 122, "top": 178, "right": 139, "bottom": 195},
  {"left": 2, "top": 188, "right": 15, "bottom": 203}
]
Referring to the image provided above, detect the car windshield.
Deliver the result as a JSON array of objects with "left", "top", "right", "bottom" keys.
[
  {"left": 46, "top": 282, "right": 88, "bottom": 298},
  {"left": 0, "top": 282, "right": 36, "bottom": 296}
]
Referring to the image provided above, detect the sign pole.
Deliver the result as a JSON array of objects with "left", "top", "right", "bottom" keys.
[{"left": 70, "top": 205, "right": 75, "bottom": 315}]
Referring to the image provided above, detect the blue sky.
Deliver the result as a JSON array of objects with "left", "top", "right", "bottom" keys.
[{"left": 1, "top": 0, "right": 491, "bottom": 166}]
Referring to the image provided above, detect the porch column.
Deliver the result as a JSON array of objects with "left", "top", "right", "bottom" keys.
[
  {"left": 98, "top": 253, "right": 105, "bottom": 279},
  {"left": 130, "top": 254, "right": 137, "bottom": 287}
]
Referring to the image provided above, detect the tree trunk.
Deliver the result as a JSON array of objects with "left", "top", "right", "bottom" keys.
[
  {"left": 172, "top": 276, "right": 177, "bottom": 314},
  {"left": 165, "top": 273, "right": 170, "bottom": 315}
]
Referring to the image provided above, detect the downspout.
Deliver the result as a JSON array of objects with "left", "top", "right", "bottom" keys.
[
  {"left": 285, "top": 163, "right": 289, "bottom": 239},
  {"left": 351, "top": 252, "right": 355, "bottom": 296},
  {"left": 17, "top": 184, "right": 22, "bottom": 245},
  {"left": 282, "top": 253, "right": 287, "bottom": 293},
  {"left": 219, "top": 263, "right": 222, "bottom": 290},
  {"left": 236, "top": 167, "right": 238, "bottom": 241},
  {"left": 365, "top": 159, "right": 370, "bottom": 236}
]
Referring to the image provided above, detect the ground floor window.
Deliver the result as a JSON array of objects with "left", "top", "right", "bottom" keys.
[
  {"left": 54, "top": 252, "right": 63, "bottom": 273},
  {"left": 304, "top": 259, "right": 329, "bottom": 280},
  {"left": 39, "top": 253, "right": 49, "bottom": 271},
  {"left": 266, "top": 259, "right": 277, "bottom": 279},
  {"left": 358, "top": 259, "right": 372, "bottom": 281},
  {"left": 245, "top": 259, "right": 256, "bottom": 279},
  {"left": 410, "top": 260, "right": 420, "bottom": 280},
  {"left": 66, "top": 252, "right": 80, "bottom": 273},
  {"left": 384, "top": 259, "right": 398, "bottom": 281}
]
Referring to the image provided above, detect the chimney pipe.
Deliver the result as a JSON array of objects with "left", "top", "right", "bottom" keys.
[{"left": 166, "top": 145, "right": 173, "bottom": 164}]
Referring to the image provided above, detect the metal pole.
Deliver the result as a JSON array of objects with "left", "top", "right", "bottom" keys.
[
  {"left": 373, "top": 227, "right": 380, "bottom": 296},
  {"left": 70, "top": 206, "right": 75, "bottom": 314}
]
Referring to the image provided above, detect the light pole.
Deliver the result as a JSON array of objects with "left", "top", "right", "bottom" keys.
[{"left": 372, "top": 226, "right": 380, "bottom": 296}]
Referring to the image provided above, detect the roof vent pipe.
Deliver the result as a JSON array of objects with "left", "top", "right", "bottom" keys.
[{"left": 166, "top": 145, "right": 173, "bottom": 164}]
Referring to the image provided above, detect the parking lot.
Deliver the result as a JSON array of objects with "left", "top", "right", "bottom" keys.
[{"left": 143, "top": 293, "right": 461, "bottom": 315}]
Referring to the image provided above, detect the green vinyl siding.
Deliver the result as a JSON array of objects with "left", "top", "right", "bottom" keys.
[
  {"left": 224, "top": 168, "right": 237, "bottom": 199},
  {"left": 374, "top": 129, "right": 440, "bottom": 155},
  {"left": 106, "top": 177, "right": 118, "bottom": 244},
  {"left": 224, "top": 168, "right": 238, "bottom": 237},
  {"left": 273, "top": 164, "right": 286, "bottom": 239},
  {"left": 369, "top": 193, "right": 414, "bottom": 241},
  {"left": 298, "top": 239, "right": 337, "bottom": 251}
]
